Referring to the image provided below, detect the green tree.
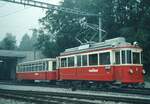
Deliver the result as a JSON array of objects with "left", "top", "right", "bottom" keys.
[
  {"left": 35, "top": 30, "right": 58, "bottom": 57},
  {"left": 30, "top": 29, "right": 38, "bottom": 49},
  {"left": 19, "top": 33, "right": 32, "bottom": 51},
  {"left": 0, "top": 33, "right": 16, "bottom": 50}
]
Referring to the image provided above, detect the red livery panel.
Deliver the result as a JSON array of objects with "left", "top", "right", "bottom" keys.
[
  {"left": 59, "top": 66, "right": 114, "bottom": 81},
  {"left": 17, "top": 72, "right": 47, "bottom": 80},
  {"left": 113, "top": 65, "right": 144, "bottom": 83},
  {"left": 17, "top": 71, "right": 57, "bottom": 80}
]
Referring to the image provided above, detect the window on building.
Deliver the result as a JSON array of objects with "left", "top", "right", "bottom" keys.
[
  {"left": 122, "top": 50, "right": 126, "bottom": 64},
  {"left": 133, "top": 52, "right": 140, "bottom": 64},
  {"left": 89, "top": 54, "right": 98, "bottom": 65},
  {"left": 127, "top": 50, "right": 131, "bottom": 64},
  {"left": 99, "top": 52, "right": 110, "bottom": 65},
  {"left": 82, "top": 55, "right": 87, "bottom": 66},
  {"left": 77, "top": 55, "right": 81, "bottom": 66},
  {"left": 61, "top": 58, "right": 67, "bottom": 67},
  {"left": 115, "top": 51, "right": 120, "bottom": 64},
  {"left": 68, "top": 57, "right": 74, "bottom": 67}
]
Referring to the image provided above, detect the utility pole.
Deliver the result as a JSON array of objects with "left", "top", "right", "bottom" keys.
[{"left": 98, "top": 12, "right": 102, "bottom": 42}]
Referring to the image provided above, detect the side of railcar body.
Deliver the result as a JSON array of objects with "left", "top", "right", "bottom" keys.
[
  {"left": 16, "top": 58, "right": 57, "bottom": 81},
  {"left": 58, "top": 37, "right": 145, "bottom": 86}
]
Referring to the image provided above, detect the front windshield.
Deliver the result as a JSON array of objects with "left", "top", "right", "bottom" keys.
[{"left": 133, "top": 52, "right": 140, "bottom": 64}]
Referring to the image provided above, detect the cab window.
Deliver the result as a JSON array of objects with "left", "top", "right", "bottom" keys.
[
  {"left": 127, "top": 50, "right": 131, "bottom": 64},
  {"left": 133, "top": 52, "right": 140, "bottom": 64},
  {"left": 122, "top": 50, "right": 126, "bottom": 64}
]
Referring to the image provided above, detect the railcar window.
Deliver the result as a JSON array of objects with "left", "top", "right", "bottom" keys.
[
  {"left": 122, "top": 51, "right": 126, "bottom": 64},
  {"left": 39, "top": 63, "right": 43, "bottom": 71},
  {"left": 42, "top": 62, "right": 45, "bottom": 70},
  {"left": 17, "top": 65, "right": 20, "bottom": 72},
  {"left": 21, "top": 65, "right": 23, "bottom": 72},
  {"left": 45, "top": 62, "right": 48, "bottom": 70},
  {"left": 127, "top": 50, "right": 131, "bottom": 64},
  {"left": 89, "top": 54, "right": 98, "bottom": 65},
  {"left": 23, "top": 65, "right": 25, "bottom": 72},
  {"left": 53, "top": 62, "right": 56, "bottom": 70},
  {"left": 61, "top": 58, "right": 67, "bottom": 67},
  {"left": 31, "top": 63, "right": 36, "bottom": 71},
  {"left": 31, "top": 64, "right": 34, "bottom": 71},
  {"left": 29, "top": 64, "right": 32, "bottom": 71},
  {"left": 68, "top": 57, "right": 74, "bottom": 67},
  {"left": 99, "top": 52, "right": 110, "bottom": 65},
  {"left": 82, "top": 55, "right": 87, "bottom": 66},
  {"left": 133, "top": 52, "right": 140, "bottom": 64},
  {"left": 115, "top": 51, "right": 120, "bottom": 64},
  {"left": 77, "top": 55, "right": 81, "bottom": 66}
]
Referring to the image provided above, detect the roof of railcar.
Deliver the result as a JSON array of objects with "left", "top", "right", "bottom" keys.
[
  {"left": 18, "top": 58, "right": 56, "bottom": 65},
  {"left": 60, "top": 37, "right": 142, "bottom": 56}
]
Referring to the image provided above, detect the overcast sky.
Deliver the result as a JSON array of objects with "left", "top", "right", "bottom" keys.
[{"left": 0, "top": 0, "right": 62, "bottom": 45}]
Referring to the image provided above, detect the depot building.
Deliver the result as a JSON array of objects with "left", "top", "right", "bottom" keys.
[{"left": 0, "top": 50, "right": 44, "bottom": 80}]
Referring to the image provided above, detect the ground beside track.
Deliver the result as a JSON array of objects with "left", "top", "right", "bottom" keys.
[
  {"left": 145, "top": 81, "right": 150, "bottom": 88},
  {"left": 0, "top": 98, "right": 35, "bottom": 104},
  {"left": 0, "top": 97, "right": 129, "bottom": 104}
]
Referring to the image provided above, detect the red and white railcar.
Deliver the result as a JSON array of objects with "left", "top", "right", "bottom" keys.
[
  {"left": 58, "top": 37, "right": 145, "bottom": 86},
  {"left": 16, "top": 58, "right": 57, "bottom": 81}
]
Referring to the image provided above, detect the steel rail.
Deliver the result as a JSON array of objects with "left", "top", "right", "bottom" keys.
[{"left": 0, "top": 89, "right": 150, "bottom": 104}]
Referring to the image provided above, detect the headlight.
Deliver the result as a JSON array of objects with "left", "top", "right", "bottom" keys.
[
  {"left": 142, "top": 69, "right": 146, "bottom": 74},
  {"left": 129, "top": 69, "right": 133, "bottom": 74}
]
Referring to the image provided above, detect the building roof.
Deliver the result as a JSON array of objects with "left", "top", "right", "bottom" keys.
[{"left": 0, "top": 50, "right": 26, "bottom": 58}]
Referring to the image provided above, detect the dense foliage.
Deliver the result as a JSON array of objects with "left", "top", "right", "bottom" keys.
[{"left": 37, "top": 0, "right": 150, "bottom": 72}]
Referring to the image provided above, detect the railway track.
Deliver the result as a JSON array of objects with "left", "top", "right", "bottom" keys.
[
  {"left": 0, "top": 89, "right": 99, "bottom": 104},
  {"left": 0, "top": 81, "right": 150, "bottom": 96},
  {"left": 0, "top": 89, "right": 150, "bottom": 104}
]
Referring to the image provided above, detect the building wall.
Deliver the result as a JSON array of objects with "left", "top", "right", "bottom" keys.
[
  {"left": 17, "top": 51, "right": 45, "bottom": 63},
  {"left": 0, "top": 50, "right": 45, "bottom": 80}
]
